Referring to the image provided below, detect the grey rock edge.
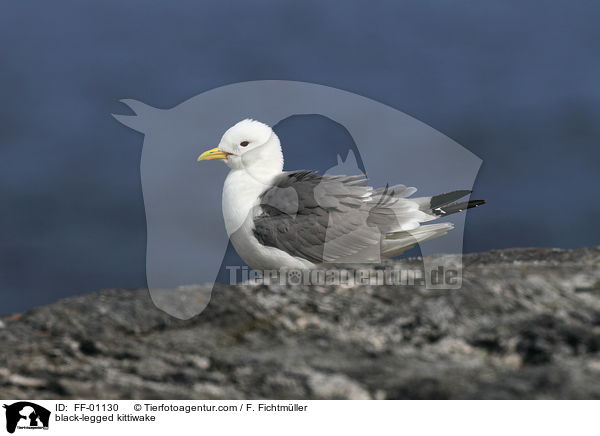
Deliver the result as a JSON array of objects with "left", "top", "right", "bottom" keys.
[{"left": 1, "top": 247, "right": 600, "bottom": 399}]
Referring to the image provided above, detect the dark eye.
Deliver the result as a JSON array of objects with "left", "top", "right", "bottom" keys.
[{"left": 240, "top": 141, "right": 249, "bottom": 147}]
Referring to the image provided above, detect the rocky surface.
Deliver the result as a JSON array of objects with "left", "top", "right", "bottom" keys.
[{"left": 1, "top": 247, "right": 600, "bottom": 399}]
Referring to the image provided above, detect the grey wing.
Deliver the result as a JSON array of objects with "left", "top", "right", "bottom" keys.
[{"left": 252, "top": 171, "right": 419, "bottom": 263}]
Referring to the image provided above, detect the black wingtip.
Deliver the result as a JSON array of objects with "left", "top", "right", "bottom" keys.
[
  {"left": 432, "top": 199, "right": 486, "bottom": 217},
  {"left": 430, "top": 190, "right": 472, "bottom": 209}
]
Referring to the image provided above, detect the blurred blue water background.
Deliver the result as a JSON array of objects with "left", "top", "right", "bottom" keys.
[{"left": 1, "top": 1, "right": 599, "bottom": 314}]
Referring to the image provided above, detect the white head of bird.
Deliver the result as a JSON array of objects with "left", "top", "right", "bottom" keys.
[{"left": 197, "top": 119, "right": 284, "bottom": 181}]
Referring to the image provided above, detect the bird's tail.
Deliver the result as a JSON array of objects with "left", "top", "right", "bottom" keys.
[
  {"left": 378, "top": 189, "right": 485, "bottom": 258},
  {"left": 381, "top": 222, "right": 454, "bottom": 258}
]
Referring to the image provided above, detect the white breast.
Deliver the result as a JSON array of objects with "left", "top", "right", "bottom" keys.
[{"left": 222, "top": 169, "right": 267, "bottom": 237}]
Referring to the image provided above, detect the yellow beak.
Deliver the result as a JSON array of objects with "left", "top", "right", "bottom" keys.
[{"left": 197, "top": 147, "right": 229, "bottom": 161}]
